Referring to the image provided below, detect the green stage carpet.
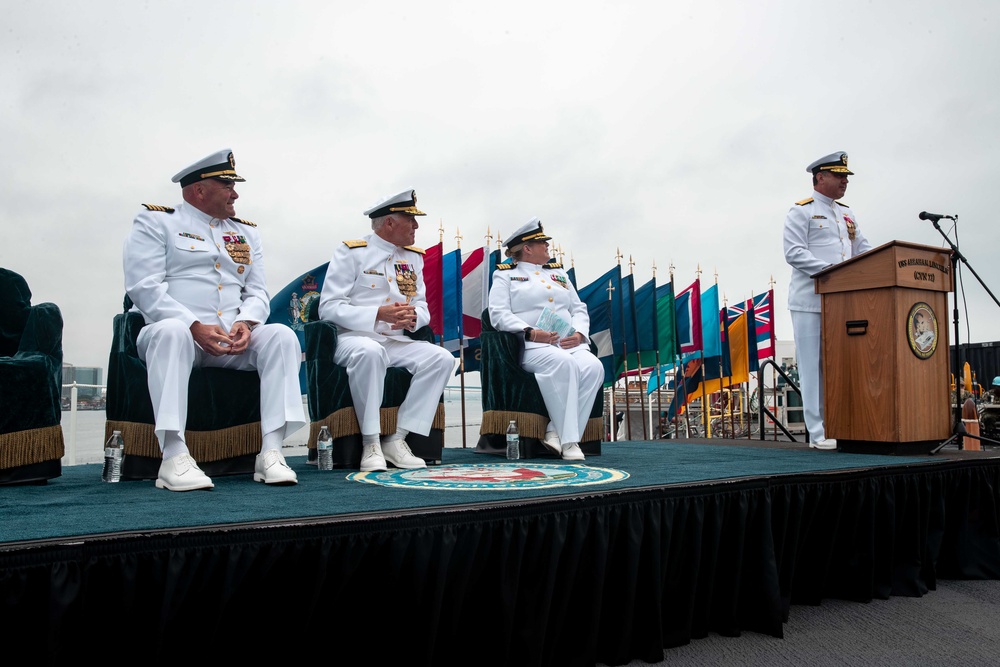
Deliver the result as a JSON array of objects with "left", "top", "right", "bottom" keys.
[{"left": 0, "top": 441, "right": 934, "bottom": 545}]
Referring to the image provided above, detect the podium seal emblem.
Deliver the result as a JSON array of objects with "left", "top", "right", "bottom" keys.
[{"left": 907, "top": 302, "right": 938, "bottom": 359}]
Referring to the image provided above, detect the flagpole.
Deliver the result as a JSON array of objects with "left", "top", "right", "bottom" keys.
[
  {"left": 629, "top": 256, "right": 648, "bottom": 440},
  {"left": 453, "top": 227, "right": 467, "bottom": 448},
  {"left": 606, "top": 277, "right": 617, "bottom": 441},
  {"left": 616, "top": 249, "right": 635, "bottom": 440},
  {"left": 654, "top": 261, "right": 663, "bottom": 438}
]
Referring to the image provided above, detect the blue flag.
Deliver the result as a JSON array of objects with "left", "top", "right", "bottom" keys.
[{"left": 266, "top": 263, "right": 328, "bottom": 393}]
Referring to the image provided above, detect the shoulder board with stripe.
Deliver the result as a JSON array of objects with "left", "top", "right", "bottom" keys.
[
  {"left": 795, "top": 198, "right": 814, "bottom": 206},
  {"left": 403, "top": 245, "right": 425, "bottom": 255},
  {"left": 343, "top": 240, "right": 368, "bottom": 248},
  {"left": 141, "top": 204, "right": 175, "bottom": 213},
  {"left": 543, "top": 261, "right": 563, "bottom": 269},
  {"left": 495, "top": 263, "right": 514, "bottom": 270},
  {"left": 835, "top": 200, "right": 850, "bottom": 207},
  {"left": 230, "top": 217, "right": 257, "bottom": 227}
]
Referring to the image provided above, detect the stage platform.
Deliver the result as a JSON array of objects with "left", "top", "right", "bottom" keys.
[{"left": 3, "top": 438, "right": 999, "bottom": 666}]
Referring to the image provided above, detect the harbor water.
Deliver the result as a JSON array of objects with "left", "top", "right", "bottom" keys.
[{"left": 61, "top": 388, "right": 484, "bottom": 467}]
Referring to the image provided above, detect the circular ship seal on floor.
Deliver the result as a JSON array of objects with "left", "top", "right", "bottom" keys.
[{"left": 349, "top": 462, "right": 629, "bottom": 490}]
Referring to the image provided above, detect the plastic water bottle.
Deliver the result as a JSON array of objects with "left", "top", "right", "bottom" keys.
[
  {"left": 317, "top": 426, "right": 333, "bottom": 471},
  {"left": 102, "top": 430, "right": 124, "bottom": 483},
  {"left": 506, "top": 420, "right": 519, "bottom": 460}
]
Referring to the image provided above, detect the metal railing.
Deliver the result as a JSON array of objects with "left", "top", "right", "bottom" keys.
[
  {"left": 61, "top": 382, "right": 107, "bottom": 465},
  {"left": 756, "top": 360, "right": 802, "bottom": 442}
]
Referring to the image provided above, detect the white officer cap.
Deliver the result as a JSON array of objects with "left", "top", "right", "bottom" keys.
[
  {"left": 363, "top": 188, "right": 427, "bottom": 219},
  {"left": 503, "top": 217, "right": 552, "bottom": 257},
  {"left": 171, "top": 149, "right": 246, "bottom": 187},
  {"left": 807, "top": 151, "right": 854, "bottom": 175}
]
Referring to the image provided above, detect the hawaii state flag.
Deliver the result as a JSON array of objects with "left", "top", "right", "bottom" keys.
[{"left": 750, "top": 289, "right": 775, "bottom": 360}]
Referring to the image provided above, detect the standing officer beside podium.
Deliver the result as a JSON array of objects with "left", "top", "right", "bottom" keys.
[{"left": 783, "top": 151, "right": 873, "bottom": 450}]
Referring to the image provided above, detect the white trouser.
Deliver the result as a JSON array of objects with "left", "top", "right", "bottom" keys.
[
  {"left": 522, "top": 343, "right": 604, "bottom": 444},
  {"left": 790, "top": 310, "right": 825, "bottom": 443},
  {"left": 334, "top": 335, "right": 455, "bottom": 437},
  {"left": 137, "top": 319, "right": 307, "bottom": 449}
]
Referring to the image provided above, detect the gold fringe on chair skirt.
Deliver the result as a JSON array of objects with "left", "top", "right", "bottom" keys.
[
  {"left": 0, "top": 424, "right": 65, "bottom": 469},
  {"left": 306, "top": 404, "right": 446, "bottom": 450},
  {"left": 480, "top": 412, "right": 605, "bottom": 443},
  {"left": 104, "top": 420, "right": 262, "bottom": 462}
]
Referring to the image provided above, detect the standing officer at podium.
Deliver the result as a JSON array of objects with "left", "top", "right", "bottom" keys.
[{"left": 783, "top": 151, "right": 872, "bottom": 450}]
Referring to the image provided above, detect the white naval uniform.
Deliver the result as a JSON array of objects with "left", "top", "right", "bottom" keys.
[
  {"left": 123, "top": 201, "right": 306, "bottom": 446},
  {"left": 783, "top": 191, "right": 872, "bottom": 443},
  {"left": 317, "top": 233, "right": 454, "bottom": 437},
  {"left": 488, "top": 260, "right": 604, "bottom": 444}
]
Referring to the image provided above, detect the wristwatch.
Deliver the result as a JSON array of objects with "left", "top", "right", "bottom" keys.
[{"left": 523, "top": 327, "right": 533, "bottom": 341}]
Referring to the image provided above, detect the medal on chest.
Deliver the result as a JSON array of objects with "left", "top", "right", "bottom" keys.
[
  {"left": 222, "top": 232, "right": 252, "bottom": 265},
  {"left": 394, "top": 261, "right": 417, "bottom": 297},
  {"left": 550, "top": 274, "right": 568, "bottom": 289},
  {"left": 844, "top": 216, "right": 857, "bottom": 240}
]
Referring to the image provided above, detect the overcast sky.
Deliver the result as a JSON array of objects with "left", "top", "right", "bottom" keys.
[{"left": 4, "top": 1, "right": 999, "bottom": 379}]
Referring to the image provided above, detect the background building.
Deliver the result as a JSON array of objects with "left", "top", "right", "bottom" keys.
[{"left": 62, "top": 364, "right": 104, "bottom": 409}]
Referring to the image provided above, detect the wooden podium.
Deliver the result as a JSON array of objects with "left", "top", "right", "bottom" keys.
[{"left": 813, "top": 240, "right": 953, "bottom": 454}]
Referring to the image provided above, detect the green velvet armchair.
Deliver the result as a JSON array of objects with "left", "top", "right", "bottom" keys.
[
  {"left": 476, "top": 309, "right": 603, "bottom": 457},
  {"left": 104, "top": 298, "right": 263, "bottom": 480},
  {"left": 303, "top": 300, "right": 444, "bottom": 468},
  {"left": 0, "top": 268, "right": 65, "bottom": 485}
]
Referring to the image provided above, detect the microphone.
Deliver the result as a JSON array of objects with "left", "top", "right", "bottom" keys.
[{"left": 919, "top": 211, "right": 955, "bottom": 222}]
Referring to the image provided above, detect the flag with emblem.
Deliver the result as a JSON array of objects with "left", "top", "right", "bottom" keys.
[{"left": 267, "top": 263, "right": 328, "bottom": 393}]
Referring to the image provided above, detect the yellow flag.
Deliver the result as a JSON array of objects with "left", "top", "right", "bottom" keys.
[{"left": 728, "top": 313, "right": 749, "bottom": 386}]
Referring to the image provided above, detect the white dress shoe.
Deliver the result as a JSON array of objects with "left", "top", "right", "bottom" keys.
[
  {"left": 560, "top": 442, "right": 586, "bottom": 461},
  {"left": 541, "top": 430, "right": 562, "bottom": 455},
  {"left": 254, "top": 449, "right": 298, "bottom": 485},
  {"left": 381, "top": 438, "right": 427, "bottom": 469},
  {"left": 360, "top": 443, "right": 388, "bottom": 472},
  {"left": 809, "top": 438, "right": 838, "bottom": 450},
  {"left": 156, "top": 453, "right": 214, "bottom": 491}
]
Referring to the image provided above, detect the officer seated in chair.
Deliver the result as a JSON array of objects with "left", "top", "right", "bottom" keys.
[
  {"left": 487, "top": 218, "right": 604, "bottom": 461},
  {"left": 122, "top": 148, "right": 306, "bottom": 491},
  {"left": 317, "top": 188, "right": 454, "bottom": 472}
]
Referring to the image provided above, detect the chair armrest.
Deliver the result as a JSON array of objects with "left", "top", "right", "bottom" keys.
[{"left": 17, "top": 303, "right": 63, "bottom": 362}]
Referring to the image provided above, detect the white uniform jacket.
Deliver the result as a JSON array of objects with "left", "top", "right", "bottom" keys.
[
  {"left": 488, "top": 260, "right": 591, "bottom": 349},
  {"left": 123, "top": 202, "right": 270, "bottom": 328},
  {"left": 783, "top": 191, "right": 872, "bottom": 313},
  {"left": 318, "top": 233, "right": 430, "bottom": 340}
]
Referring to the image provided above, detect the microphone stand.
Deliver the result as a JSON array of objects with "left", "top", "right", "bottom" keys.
[{"left": 928, "top": 215, "right": 1000, "bottom": 454}]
